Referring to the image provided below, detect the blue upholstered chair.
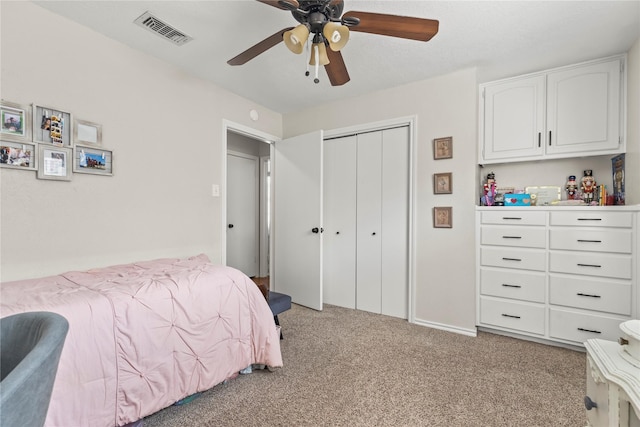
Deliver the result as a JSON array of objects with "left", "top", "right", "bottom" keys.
[
  {"left": 268, "top": 291, "right": 291, "bottom": 339},
  {"left": 0, "top": 311, "right": 69, "bottom": 427}
]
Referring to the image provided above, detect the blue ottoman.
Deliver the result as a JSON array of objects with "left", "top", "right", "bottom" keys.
[{"left": 268, "top": 291, "right": 291, "bottom": 339}]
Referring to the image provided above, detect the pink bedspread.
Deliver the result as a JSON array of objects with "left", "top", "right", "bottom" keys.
[{"left": 0, "top": 254, "right": 282, "bottom": 427}]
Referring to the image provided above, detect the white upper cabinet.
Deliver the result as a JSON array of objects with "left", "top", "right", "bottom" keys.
[{"left": 479, "top": 56, "right": 625, "bottom": 164}]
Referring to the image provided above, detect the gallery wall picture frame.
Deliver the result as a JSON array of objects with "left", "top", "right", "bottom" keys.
[
  {"left": 33, "top": 104, "right": 73, "bottom": 147},
  {"left": 433, "top": 136, "right": 453, "bottom": 160},
  {"left": 433, "top": 206, "right": 452, "bottom": 228},
  {"left": 74, "top": 119, "right": 102, "bottom": 146},
  {"left": 1, "top": 101, "right": 32, "bottom": 143},
  {"left": 434, "top": 172, "right": 453, "bottom": 194},
  {"left": 37, "top": 144, "right": 72, "bottom": 181},
  {"left": 0, "top": 141, "right": 37, "bottom": 171},
  {"left": 73, "top": 145, "right": 113, "bottom": 176}
]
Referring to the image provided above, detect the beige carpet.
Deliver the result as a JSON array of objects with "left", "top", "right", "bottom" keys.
[{"left": 143, "top": 303, "right": 586, "bottom": 427}]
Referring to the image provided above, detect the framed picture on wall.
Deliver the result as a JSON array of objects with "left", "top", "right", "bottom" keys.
[
  {"left": 73, "top": 119, "right": 102, "bottom": 146},
  {"left": 0, "top": 141, "right": 36, "bottom": 171},
  {"left": 433, "top": 136, "right": 453, "bottom": 160},
  {"left": 33, "top": 104, "right": 73, "bottom": 147},
  {"left": 433, "top": 172, "right": 452, "bottom": 194},
  {"left": 37, "top": 144, "right": 72, "bottom": 181},
  {"left": 1, "top": 101, "right": 31, "bottom": 142},
  {"left": 433, "top": 206, "right": 452, "bottom": 228},
  {"left": 73, "top": 145, "right": 113, "bottom": 176}
]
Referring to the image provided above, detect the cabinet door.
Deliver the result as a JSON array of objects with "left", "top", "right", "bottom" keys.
[
  {"left": 546, "top": 59, "right": 621, "bottom": 155},
  {"left": 480, "top": 75, "right": 545, "bottom": 162},
  {"left": 356, "top": 132, "right": 383, "bottom": 314},
  {"left": 323, "top": 136, "right": 357, "bottom": 309},
  {"left": 381, "top": 127, "right": 409, "bottom": 319}
]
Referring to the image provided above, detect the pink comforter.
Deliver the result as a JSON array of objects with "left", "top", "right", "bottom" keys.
[{"left": 0, "top": 255, "right": 283, "bottom": 426}]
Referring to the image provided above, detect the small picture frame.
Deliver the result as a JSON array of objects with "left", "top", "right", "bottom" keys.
[
  {"left": 0, "top": 141, "right": 36, "bottom": 171},
  {"left": 74, "top": 119, "right": 102, "bottom": 146},
  {"left": 73, "top": 145, "right": 113, "bottom": 176},
  {"left": 1, "top": 101, "right": 31, "bottom": 142},
  {"left": 37, "top": 144, "right": 72, "bottom": 181},
  {"left": 433, "top": 137, "right": 453, "bottom": 160},
  {"left": 33, "top": 104, "right": 72, "bottom": 147},
  {"left": 433, "top": 172, "right": 452, "bottom": 194},
  {"left": 433, "top": 206, "right": 452, "bottom": 228}
]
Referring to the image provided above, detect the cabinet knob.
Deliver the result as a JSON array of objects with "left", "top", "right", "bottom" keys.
[
  {"left": 228, "top": 224, "right": 234, "bottom": 229},
  {"left": 584, "top": 396, "right": 598, "bottom": 411},
  {"left": 372, "top": 232, "right": 376, "bottom": 236},
  {"left": 619, "top": 337, "right": 629, "bottom": 346}
]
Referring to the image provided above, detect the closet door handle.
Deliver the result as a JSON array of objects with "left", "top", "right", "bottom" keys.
[
  {"left": 548, "top": 130, "right": 552, "bottom": 146},
  {"left": 538, "top": 132, "right": 541, "bottom": 147}
]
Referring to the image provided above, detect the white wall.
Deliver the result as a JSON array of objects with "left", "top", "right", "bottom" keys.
[
  {"left": 0, "top": 2, "right": 282, "bottom": 281},
  {"left": 284, "top": 69, "right": 479, "bottom": 333}
]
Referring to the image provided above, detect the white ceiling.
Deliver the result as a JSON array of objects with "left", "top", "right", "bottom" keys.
[{"left": 33, "top": 0, "right": 640, "bottom": 114}]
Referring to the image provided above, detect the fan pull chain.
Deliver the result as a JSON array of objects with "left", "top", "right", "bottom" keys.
[{"left": 313, "top": 44, "right": 320, "bottom": 84}]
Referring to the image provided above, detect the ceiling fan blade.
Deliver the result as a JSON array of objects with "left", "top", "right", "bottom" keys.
[
  {"left": 255, "top": 0, "right": 291, "bottom": 10},
  {"left": 325, "top": 49, "right": 350, "bottom": 86},
  {"left": 343, "top": 11, "right": 439, "bottom": 42},
  {"left": 227, "top": 27, "right": 294, "bottom": 66}
]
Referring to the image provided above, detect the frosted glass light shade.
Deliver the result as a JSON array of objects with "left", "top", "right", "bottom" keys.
[
  {"left": 323, "top": 22, "right": 349, "bottom": 51},
  {"left": 284, "top": 24, "right": 309, "bottom": 54},
  {"left": 309, "top": 42, "right": 330, "bottom": 66}
]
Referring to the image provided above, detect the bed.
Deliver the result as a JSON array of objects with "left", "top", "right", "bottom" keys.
[{"left": 0, "top": 254, "right": 283, "bottom": 427}]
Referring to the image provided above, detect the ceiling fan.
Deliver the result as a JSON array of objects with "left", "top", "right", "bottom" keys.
[{"left": 227, "top": 0, "right": 439, "bottom": 86}]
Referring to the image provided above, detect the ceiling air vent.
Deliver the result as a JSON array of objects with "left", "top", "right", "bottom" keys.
[{"left": 134, "top": 11, "right": 193, "bottom": 46}]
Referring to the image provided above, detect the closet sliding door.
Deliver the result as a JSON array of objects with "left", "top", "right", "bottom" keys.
[{"left": 323, "top": 126, "right": 409, "bottom": 319}]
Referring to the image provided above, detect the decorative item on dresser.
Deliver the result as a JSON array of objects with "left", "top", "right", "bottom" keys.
[
  {"left": 476, "top": 206, "right": 638, "bottom": 347},
  {"left": 584, "top": 319, "right": 640, "bottom": 426}
]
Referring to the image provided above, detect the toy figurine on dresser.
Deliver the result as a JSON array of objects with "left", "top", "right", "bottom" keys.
[
  {"left": 566, "top": 175, "right": 578, "bottom": 200},
  {"left": 581, "top": 170, "right": 596, "bottom": 205},
  {"left": 482, "top": 172, "right": 497, "bottom": 206}
]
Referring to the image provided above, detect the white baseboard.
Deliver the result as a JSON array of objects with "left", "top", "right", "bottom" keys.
[{"left": 413, "top": 318, "right": 478, "bottom": 337}]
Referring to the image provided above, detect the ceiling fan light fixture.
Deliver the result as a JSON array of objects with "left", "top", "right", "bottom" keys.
[
  {"left": 284, "top": 24, "right": 309, "bottom": 54},
  {"left": 309, "top": 42, "right": 330, "bottom": 66},
  {"left": 323, "top": 22, "right": 349, "bottom": 51}
]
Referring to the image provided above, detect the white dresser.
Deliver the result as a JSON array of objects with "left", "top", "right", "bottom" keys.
[
  {"left": 476, "top": 206, "right": 639, "bottom": 347},
  {"left": 584, "top": 320, "right": 640, "bottom": 427}
]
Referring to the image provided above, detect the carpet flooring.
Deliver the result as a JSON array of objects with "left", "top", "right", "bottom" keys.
[{"left": 143, "top": 303, "right": 586, "bottom": 427}]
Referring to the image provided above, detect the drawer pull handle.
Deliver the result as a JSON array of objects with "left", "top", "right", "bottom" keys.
[
  {"left": 619, "top": 337, "right": 629, "bottom": 346},
  {"left": 577, "top": 328, "right": 601, "bottom": 334},
  {"left": 502, "top": 236, "right": 522, "bottom": 239},
  {"left": 501, "top": 314, "right": 521, "bottom": 319},
  {"left": 577, "top": 293, "right": 601, "bottom": 298},
  {"left": 577, "top": 218, "right": 602, "bottom": 221},
  {"left": 502, "top": 257, "right": 521, "bottom": 262},
  {"left": 584, "top": 396, "right": 598, "bottom": 411},
  {"left": 577, "top": 263, "right": 601, "bottom": 268},
  {"left": 501, "top": 217, "right": 522, "bottom": 220},
  {"left": 577, "top": 239, "right": 602, "bottom": 243},
  {"left": 502, "top": 284, "right": 522, "bottom": 288}
]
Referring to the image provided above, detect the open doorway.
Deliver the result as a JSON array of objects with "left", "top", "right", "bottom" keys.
[{"left": 225, "top": 128, "right": 271, "bottom": 280}]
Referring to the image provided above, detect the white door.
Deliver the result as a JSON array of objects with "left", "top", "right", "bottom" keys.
[
  {"left": 323, "top": 136, "right": 357, "bottom": 309},
  {"left": 356, "top": 131, "right": 383, "bottom": 314},
  {"left": 273, "top": 130, "right": 324, "bottom": 310},
  {"left": 227, "top": 152, "right": 259, "bottom": 277}
]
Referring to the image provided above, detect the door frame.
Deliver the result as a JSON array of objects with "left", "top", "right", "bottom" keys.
[
  {"left": 221, "top": 120, "right": 279, "bottom": 275},
  {"left": 324, "top": 115, "right": 417, "bottom": 323}
]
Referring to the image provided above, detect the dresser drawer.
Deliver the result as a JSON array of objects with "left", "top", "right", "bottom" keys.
[
  {"left": 481, "top": 226, "right": 546, "bottom": 248},
  {"left": 480, "top": 268, "right": 545, "bottom": 302},
  {"left": 549, "top": 251, "right": 632, "bottom": 279},
  {"left": 549, "top": 308, "right": 625, "bottom": 343},
  {"left": 549, "top": 228, "right": 632, "bottom": 253},
  {"left": 481, "top": 210, "right": 546, "bottom": 226},
  {"left": 549, "top": 211, "right": 633, "bottom": 228},
  {"left": 479, "top": 297, "right": 545, "bottom": 335},
  {"left": 480, "top": 247, "right": 546, "bottom": 271},
  {"left": 549, "top": 274, "right": 631, "bottom": 315}
]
